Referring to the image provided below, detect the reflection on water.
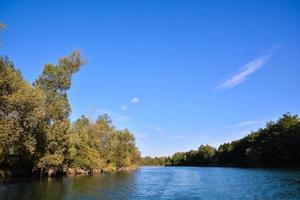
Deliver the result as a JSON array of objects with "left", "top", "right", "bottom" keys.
[
  {"left": 1, "top": 167, "right": 300, "bottom": 200},
  {"left": 0, "top": 176, "right": 67, "bottom": 200}
]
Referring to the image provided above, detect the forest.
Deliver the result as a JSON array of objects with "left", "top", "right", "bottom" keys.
[
  {"left": 0, "top": 51, "right": 141, "bottom": 177},
  {"left": 142, "top": 113, "right": 300, "bottom": 167}
]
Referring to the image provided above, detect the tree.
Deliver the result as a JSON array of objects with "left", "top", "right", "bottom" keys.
[
  {"left": 0, "top": 50, "right": 141, "bottom": 176},
  {"left": 0, "top": 57, "right": 46, "bottom": 170},
  {"left": 140, "top": 156, "right": 166, "bottom": 166},
  {"left": 196, "top": 145, "right": 217, "bottom": 165},
  {"left": 67, "top": 115, "right": 104, "bottom": 170},
  {"left": 167, "top": 113, "right": 300, "bottom": 167},
  {"left": 88, "top": 114, "right": 114, "bottom": 166},
  {"left": 35, "top": 51, "right": 84, "bottom": 172},
  {"left": 217, "top": 143, "right": 233, "bottom": 164},
  {"left": 66, "top": 114, "right": 141, "bottom": 171},
  {"left": 109, "top": 129, "right": 138, "bottom": 168}
]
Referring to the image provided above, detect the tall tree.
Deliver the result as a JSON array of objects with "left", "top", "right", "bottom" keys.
[{"left": 35, "top": 51, "right": 84, "bottom": 172}]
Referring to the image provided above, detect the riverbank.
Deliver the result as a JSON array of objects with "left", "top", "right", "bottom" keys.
[{"left": 0, "top": 165, "right": 139, "bottom": 178}]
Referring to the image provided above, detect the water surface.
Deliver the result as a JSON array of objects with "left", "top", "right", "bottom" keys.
[{"left": 1, "top": 167, "right": 300, "bottom": 200}]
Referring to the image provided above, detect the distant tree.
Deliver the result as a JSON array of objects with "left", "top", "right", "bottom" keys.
[
  {"left": 167, "top": 113, "right": 300, "bottom": 167},
  {"left": 140, "top": 156, "right": 166, "bottom": 166},
  {"left": 195, "top": 145, "right": 217, "bottom": 165},
  {"left": 217, "top": 143, "right": 233, "bottom": 164}
]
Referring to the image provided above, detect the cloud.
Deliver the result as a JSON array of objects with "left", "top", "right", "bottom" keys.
[
  {"left": 135, "top": 134, "right": 147, "bottom": 139},
  {"left": 131, "top": 97, "right": 139, "bottom": 104},
  {"left": 107, "top": 112, "right": 129, "bottom": 121},
  {"left": 163, "top": 134, "right": 186, "bottom": 139},
  {"left": 120, "top": 105, "right": 128, "bottom": 112},
  {"left": 148, "top": 126, "right": 164, "bottom": 133},
  {"left": 95, "top": 109, "right": 129, "bottom": 121},
  {"left": 235, "top": 120, "right": 262, "bottom": 127},
  {"left": 218, "top": 53, "right": 271, "bottom": 90},
  {"left": 224, "top": 120, "right": 264, "bottom": 129}
]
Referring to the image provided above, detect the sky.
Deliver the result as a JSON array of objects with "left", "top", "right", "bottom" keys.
[{"left": 0, "top": 0, "right": 300, "bottom": 156}]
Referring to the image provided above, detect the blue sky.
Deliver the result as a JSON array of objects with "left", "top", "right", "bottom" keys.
[{"left": 1, "top": 0, "right": 300, "bottom": 156}]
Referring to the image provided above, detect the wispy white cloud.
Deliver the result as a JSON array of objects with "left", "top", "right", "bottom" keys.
[
  {"left": 95, "top": 109, "right": 129, "bottom": 121},
  {"left": 218, "top": 53, "right": 271, "bottom": 90},
  {"left": 164, "top": 134, "right": 186, "bottom": 139},
  {"left": 135, "top": 134, "right": 147, "bottom": 139},
  {"left": 148, "top": 126, "right": 164, "bottom": 133},
  {"left": 224, "top": 120, "right": 265, "bottom": 130},
  {"left": 235, "top": 120, "right": 263, "bottom": 127},
  {"left": 107, "top": 112, "right": 129, "bottom": 121},
  {"left": 131, "top": 97, "right": 139, "bottom": 104},
  {"left": 120, "top": 105, "right": 128, "bottom": 112}
]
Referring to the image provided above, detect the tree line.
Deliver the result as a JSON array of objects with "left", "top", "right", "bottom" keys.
[
  {"left": 142, "top": 113, "right": 300, "bottom": 167},
  {"left": 0, "top": 51, "right": 141, "bottom": 177},
  {"left": 140, "top": 156, "right": 166, "bottom": 166}
]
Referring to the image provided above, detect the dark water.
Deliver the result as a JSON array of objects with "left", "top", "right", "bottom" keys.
[{"left": 1, "top": 167, "right": 300, "bottom": 200}]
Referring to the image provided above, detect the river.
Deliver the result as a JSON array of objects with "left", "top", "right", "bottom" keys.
[{"left": 1, "top": 166, "right": 300, "bottom": 200}]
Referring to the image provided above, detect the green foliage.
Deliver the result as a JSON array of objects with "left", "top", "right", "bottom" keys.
[
  {"left": 140, "top": 156, "right": 166, "bottom": 166},
  {"left": 108, "top": 130, "right": 139, "bottom": 168},
  {"left": 67, "top": 115, "right": 105, "bottom": 170},
  {"left": 0, "top": 57, "right": 46, "bottom": 169},
  {"left": 67, "top": 115, "right": 140, "bottom": 170},
  {"left": 34, "top": 51, "right": 84, "bottom": 170},
  {"left": 167, "top": 113, "right": 300, "bottom": 167},
  {"left": 35, "top": 50, "right": 84, "bottom": 120},
  {"left": 166, "top": 145, "right": 217, "bottom": 166},
  {"left": 0, "top": 52, "right": 141, "bottom": 175}
]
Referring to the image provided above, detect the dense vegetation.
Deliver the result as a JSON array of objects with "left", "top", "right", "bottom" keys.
[
  {"left": 140, "top": 156, "right": 166, "bottom": 166},
  {"left": 0, "top": 51, "right": 141, "bottom": 177},
  {"left": 165, "top": 113, "right": 300, "bottom": 167}
]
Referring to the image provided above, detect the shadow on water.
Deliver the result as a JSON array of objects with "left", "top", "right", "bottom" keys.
[
  {"left": 66, "top": 171, "right": 136, "bottom": 200},
  {"left": 0, "top": 171, "right": 136, "bottom": 200},
  {"left": 0, "top": 176, "right": 67, "bottom": 200}
]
